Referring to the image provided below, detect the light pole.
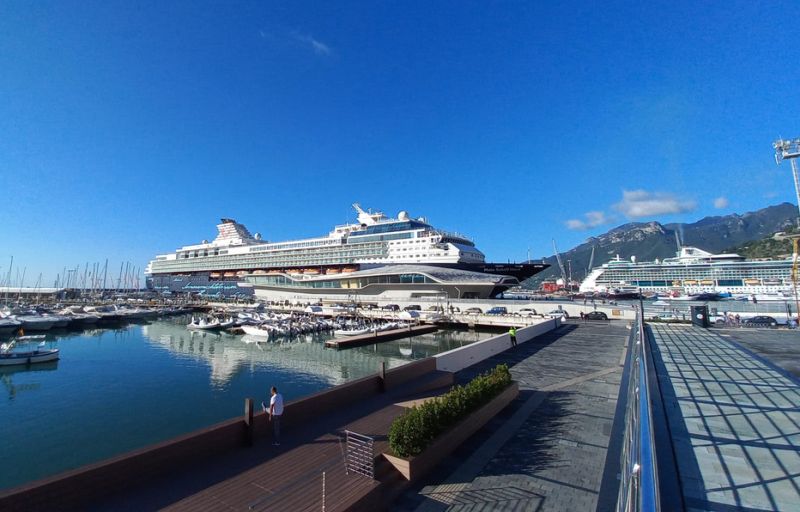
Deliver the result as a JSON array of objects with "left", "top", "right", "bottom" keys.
[
  {"left": 773, "top": 137, "right": 800, "bottom": 324},
  {"left": 774, "top": 138, "right": 800, "bottom": 225}
]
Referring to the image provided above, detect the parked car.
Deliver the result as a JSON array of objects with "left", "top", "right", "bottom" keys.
[
  {"left": 486, "top": 306, "right": 508, "bottom": 315},
  {"left": 584, "top": 311, "right": 608, "bottom": 321},
  {"left": 515, "top": 308, "right": 537, "bottom": 317},
  {"left": 547, "top": 309, "right": 569, "bottom": 319},
  {"left": 744, "top": 316, "right": 778, "bottom": 327},
  {"left": 403, "top": 304, "right": 422, "bottom": 311},
  {"left": 381, "top": 304, "right": 400, "bottom": 311},
  {"left": 465, "top": 307, "right": 483, "bottom": 315}
]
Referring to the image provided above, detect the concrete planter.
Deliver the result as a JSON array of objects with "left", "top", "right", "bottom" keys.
[{"left": 383, "top": 381, "right": 519, "bottom": 482}]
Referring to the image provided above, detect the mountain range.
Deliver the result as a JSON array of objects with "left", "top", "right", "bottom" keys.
[{"left": 525, "top": 202, "right": 799, "bottom": 287}]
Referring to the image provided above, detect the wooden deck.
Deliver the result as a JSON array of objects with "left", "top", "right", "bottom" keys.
[
  {"left": 324, "top": 324, "right": 438, "bottom": 349},
  {"left": 89, "top": 386, "right": 441, "bottom": 511}
]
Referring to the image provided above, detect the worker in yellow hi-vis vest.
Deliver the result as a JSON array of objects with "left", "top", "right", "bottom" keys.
[{"left": 509, "top": 326, "right": 517, "bottom": 347}]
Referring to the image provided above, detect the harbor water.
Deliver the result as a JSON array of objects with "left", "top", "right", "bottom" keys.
[{"left": 0, "top": 316, "right": 494, "bottom": 490}]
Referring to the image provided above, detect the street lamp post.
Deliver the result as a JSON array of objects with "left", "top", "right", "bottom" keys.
[{"left": 773, "top": 137, "right": 800, "bottom": 324}]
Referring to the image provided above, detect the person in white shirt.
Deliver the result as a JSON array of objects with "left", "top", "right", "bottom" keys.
[{"left": 268, "top": 386, "right": 284, "bottom": 446}]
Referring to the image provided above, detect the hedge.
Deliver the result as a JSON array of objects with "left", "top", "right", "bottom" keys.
[{"left": 388, "top": 364, "right": 512, "bottom": 458}]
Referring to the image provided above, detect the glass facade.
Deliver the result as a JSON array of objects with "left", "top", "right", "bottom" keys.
[
  {"left": 247, "top": 273, "right": 436, "bottom": 289},
  {"left": 357, "top": 221, "right": 427, "bottom": 235}
]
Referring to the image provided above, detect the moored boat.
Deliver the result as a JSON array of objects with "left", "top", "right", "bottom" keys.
[
  {"left": 241, "top": 325, "right": 272, "bottom": 337},
  {"left": 0, "top": 318, "right": 22, "bottom": 335},
  {"left": 333, "top": 327, "right": 371, "bottom": 336},
  {"left": 0, "top": 341, "right": 60, "bottom": 366},
  {"left": 13, "top": 315, "right": 56, "bottom": 332}
]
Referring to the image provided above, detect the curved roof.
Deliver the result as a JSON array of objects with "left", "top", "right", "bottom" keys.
[{"left": 297, "top": 265, "right": 518, "bottom": 285}]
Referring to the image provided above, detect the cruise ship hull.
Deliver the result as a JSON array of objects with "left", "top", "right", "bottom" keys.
[{"left": 146, "top": 274, "right": 251, "bottom": 297}]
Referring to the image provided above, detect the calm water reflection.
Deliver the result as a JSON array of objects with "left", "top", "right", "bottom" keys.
[{"left": 0, "top": 316, "right": 492, "bottom": 490}]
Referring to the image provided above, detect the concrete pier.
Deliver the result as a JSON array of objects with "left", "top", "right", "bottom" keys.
[{"left": 324, "top": 324, "right": 438, "bottom": 349}]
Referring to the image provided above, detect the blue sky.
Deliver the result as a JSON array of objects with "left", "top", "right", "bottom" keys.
[{"left": 1, "top": 1, "right": 799, "bottom": 285}]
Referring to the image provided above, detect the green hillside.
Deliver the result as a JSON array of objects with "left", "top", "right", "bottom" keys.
[{"left": 724, "top": 226, "right": 798, "bottom": 259}]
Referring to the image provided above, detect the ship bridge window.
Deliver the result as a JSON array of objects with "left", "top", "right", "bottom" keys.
[{"left": 356, "top": 220, "right": 427, "bottom": 236}]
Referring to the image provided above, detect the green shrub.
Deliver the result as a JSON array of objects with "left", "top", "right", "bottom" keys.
[{"left": 389, "top": 364, "right": 512, "bottom": 458}]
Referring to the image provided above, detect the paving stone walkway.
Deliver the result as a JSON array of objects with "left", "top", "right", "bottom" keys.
[
  {"left": 395, "top": 321, "right": 631, "bottom": 512},
  {"left": 650, "top": 324, "right": 800, "bottom": 512}
]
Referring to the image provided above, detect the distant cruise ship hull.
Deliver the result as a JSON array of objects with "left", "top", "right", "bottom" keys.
[{"left": 579, "top": 246, "right": 797, "bottom": 299}]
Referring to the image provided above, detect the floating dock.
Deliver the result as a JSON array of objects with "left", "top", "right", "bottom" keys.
[{"left": 324, "top": 324, "right": 438, "bottom": 349}]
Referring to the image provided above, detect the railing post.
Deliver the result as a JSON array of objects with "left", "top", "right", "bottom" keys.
[
  {"left": 321, "top": 471, "right": 326, "bottom": 512},
  {"left": 380, "top": 361, "right": 386, "bottom": 392},
  {"left": 244, "top": 398, "right": 254, "bottom": 446}
]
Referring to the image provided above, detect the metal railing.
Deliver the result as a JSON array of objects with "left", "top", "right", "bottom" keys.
[
  {"left": 344, "top": 430, "right": 375, "bottom": 479},
  {"left": 616, "top": 308, "right": 660, "bottom": 512},
  {"left": 249, "top": 432, "right": 366, "bottom": 511}
]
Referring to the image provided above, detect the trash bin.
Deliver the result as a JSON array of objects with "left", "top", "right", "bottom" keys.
[{"left": 691, "top": 305, "right": 709, "bottom": 328}]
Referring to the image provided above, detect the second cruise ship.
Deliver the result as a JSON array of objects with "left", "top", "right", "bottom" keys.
[
  {"left": 579, "top": 246, "right": 798, "bottom": 300},
  {"left": 145, "top": 204, "right": 547, "bottom": 298}
]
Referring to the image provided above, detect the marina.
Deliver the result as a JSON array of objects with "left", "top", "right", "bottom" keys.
[{"left": 0, "top": 314, "right": 498, "bottom": 491}]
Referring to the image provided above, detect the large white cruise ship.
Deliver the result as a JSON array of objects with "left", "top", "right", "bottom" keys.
[
  {"left": 579, "top": 246, "right": 797, "bottom": 299},
  {"left": 145, "top": 204, "right": 546, "bottom": 297}
]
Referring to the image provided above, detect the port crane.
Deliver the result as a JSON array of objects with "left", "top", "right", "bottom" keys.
[{"left": 552, "top": 240, "right": 569, "bottom": 288}]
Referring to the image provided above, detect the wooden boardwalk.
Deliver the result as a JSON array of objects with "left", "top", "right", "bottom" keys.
[{"left": 89, "top": 387, "right": 441, "bottom": 511}]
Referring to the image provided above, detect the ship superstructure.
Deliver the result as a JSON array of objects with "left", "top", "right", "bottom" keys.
[
  {"left": 579, "top": 246, "right": 796, "bottom": 298},
  {"left": 145, "top": 204, "right": 546, "bottom": 297}
]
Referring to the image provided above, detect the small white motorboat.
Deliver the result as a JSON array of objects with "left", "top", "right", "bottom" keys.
[
  {"left": 241, "top": 325, "right": 272, "bottom": 337},
  {"left": 187, "top": 317, "right": 223, "bottom": 331},
  {"left": 333, "top": 328, "right": 371, "bottom": 337},
  {"left": 0, "top": 341, "right": 60, "bottom": 366}
]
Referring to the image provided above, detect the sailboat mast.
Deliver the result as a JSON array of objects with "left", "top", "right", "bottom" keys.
[
  {"left": 102, "top": 259, "right": 108, "bottom": 296},
  {"left": 4, "top": 256, "right": 13, "bottom": 305}
]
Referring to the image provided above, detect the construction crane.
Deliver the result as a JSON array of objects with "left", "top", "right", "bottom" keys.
[
  {"left": 586, "top": 246, "right": 595, "bottom": 277},
  {"left": 552, "top": 239, "right": 569, "bottom": 288}
]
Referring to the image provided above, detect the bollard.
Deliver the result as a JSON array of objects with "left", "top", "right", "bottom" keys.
[
  {"left": 244, "top": 398, "right": 254, "bottom": 447},
  {"left": 380, "top": 361, "right": 386, "bottom": 392}
]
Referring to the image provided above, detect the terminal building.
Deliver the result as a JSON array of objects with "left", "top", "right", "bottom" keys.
[{"left": 238, "top": 264, "right": 520, "bottom": 301}]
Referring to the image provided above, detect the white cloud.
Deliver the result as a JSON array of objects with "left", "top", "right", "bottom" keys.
[
  {"left": 612, "top": 189, "right": 696, "bottom": 219},
  {"left": 291, "top": 32, "right": 331, "bottom": 56},
  {"left": 713, "top": 196, "right": 729, "bottom": 209},
  {"left": 566, "top": 210, "right": 610, "bottom": 230}
]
